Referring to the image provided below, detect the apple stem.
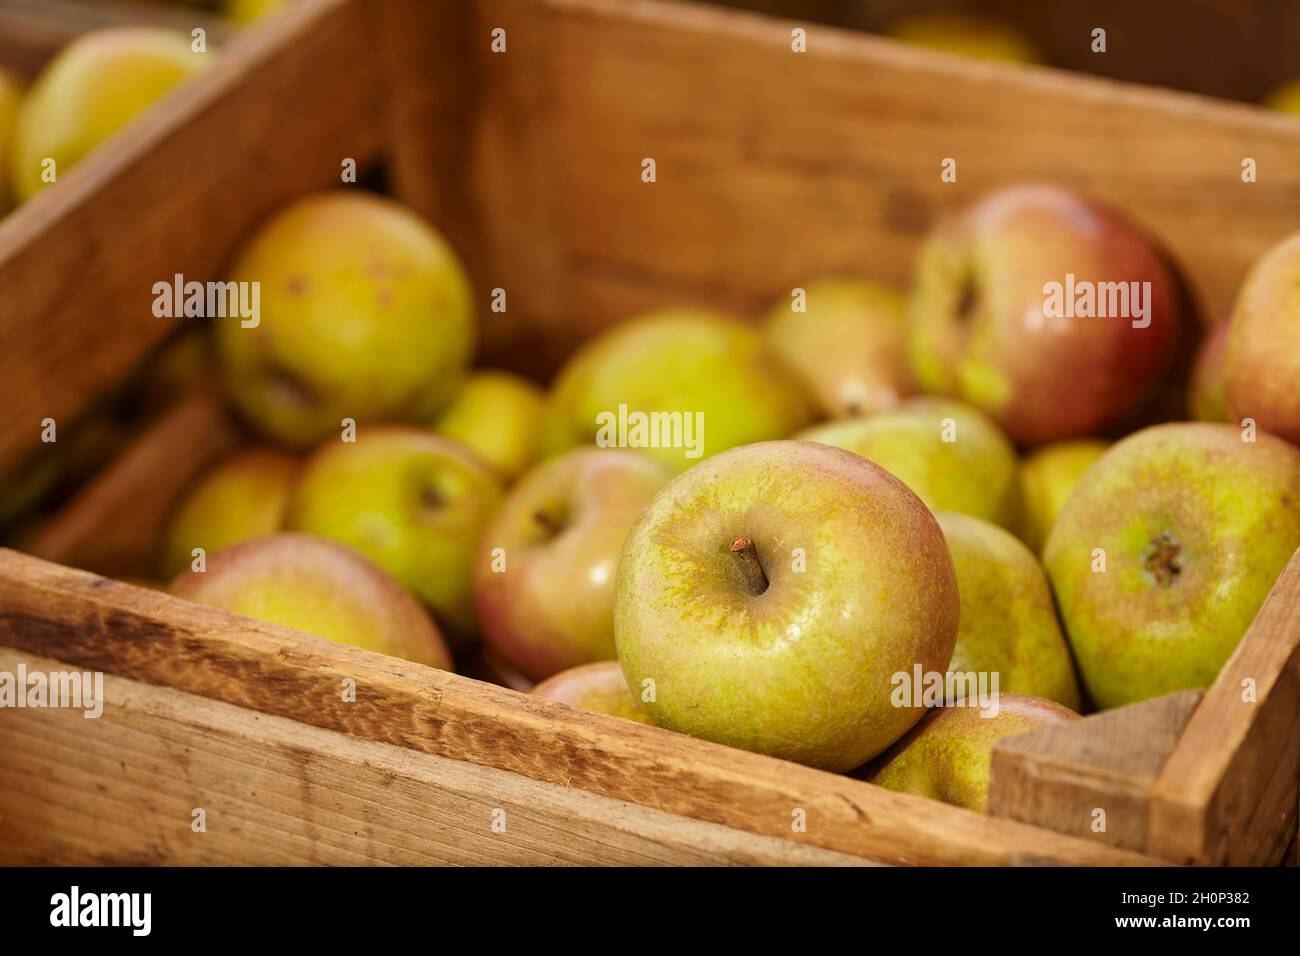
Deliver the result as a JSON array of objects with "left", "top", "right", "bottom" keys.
[{"left": 729, "top": 535, "right": 769, "bottom": 596}]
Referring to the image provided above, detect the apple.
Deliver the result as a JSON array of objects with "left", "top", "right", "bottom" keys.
[
  {"left": 1264, "top": 77, "right": 1300, "bottom": 114},
  {"left": 1188, "top": 321, "right": 1231, "bottom": 424},
  {"left": 170, "top": 532, "right": 452, "bottom": 669},
  {"left": 761, "top": 278, "right": 915, "bottom": 418},
  {"left": 432, "top": 370, "right": 545, "bottom": 480},
  {"left": 11, "top": 28, "right": 209, "bottom": 203},
  {"left": 157, "top": 446, "right": 299, "bottom": 579},
  {"left": 540, "top": 309, "right": 813, "bottom": 474},
  {"left": 1017, "top": 439, "right": 1109, "bottom": 553},
  {"left": 474, "top": 448, "right": 669, "bottom": 681},
  {"left": 907, "top": 184, "right": 1181, "bottom": 445},
  {"left": 615, "top": 440, "right": 959, "bottom": 771},
  {"left": 885, "top": 13, "right": 1043, "bottom": 65},
  {"left": 460, "top": 647, "right": 534, "bottom": 693},
  {"left": 1223, "top": 233, "right": 1300, "bottom": 444},
  {"left": 797, "top": 396, "right": 1021, "bottom": 530},
  {"left": 937, "top": 511, "right": 1080, "bottom": 710},
  {"left": 225, "top": 0, "right": 290, "bottom": 25},
  {"left": 871, "top": 694, "right": 1079, "bottom": 812},
  {"left": 1045, "top": 422, "right": 1300, "bottom": 709},
  {"left": 287, "top": 426, "right": 502, "bottom": 638},
  {"left": 532, "top": 661, "right": 654, "bottom": 725},
  {"left": 0, "top": 69, "right": 22, "bottom": 211},
  {"left": 215, "top": 191, "right": 474, "bottom": 447}
]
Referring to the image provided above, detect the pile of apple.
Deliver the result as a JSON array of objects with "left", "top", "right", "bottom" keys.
[{"left": 145, "top": 179, "right": 1300, "bottom": 816}]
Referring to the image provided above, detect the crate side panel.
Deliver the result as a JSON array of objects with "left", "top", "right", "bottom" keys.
[{"left": 0, "top": 648, "right": 872, "bottom": 865}]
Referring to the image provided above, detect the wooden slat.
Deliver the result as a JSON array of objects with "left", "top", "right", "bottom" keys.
[
  {"left": 371, "top": 0, "right": 481, "bottom": 264},
  {"left": 0, "top": 550, "right": 1153, "bottom": 866},
  {"left": 465, "top": 0, "right": 575, "bottom": 372},
  {"left": 17, "top": 391, "right": 242, "bottom": 578},
  {"left": 1148, "top": 547, "right": 1300, "bottom": 865},
  {"left": 0, "top": 647, "right": 869, "bottom": 866},
  {"left": 0, "top": 0, "right": 382, "bottom": 477},
  {"left": 495, "top": 0, "right": 1300, "bottom": 358},
  {"left": 988, "top": 690, "right": 1202, "bottom": 853}
]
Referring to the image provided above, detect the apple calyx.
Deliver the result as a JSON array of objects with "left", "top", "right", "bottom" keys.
[
  {"left": 1143, "top": 532, "right": 1182, "bottom": 587},
  {"left": 953, "top": 270, "right": 981, "bottom": 328},
  {"left": 532, "top": 507, "right": 567, "bottom": 541},
  {"left": 265, "top": 364, "right": 316, "bottom": 411},
  {"left": 729, "top": 535, "right": 769, "bottom": 596}
]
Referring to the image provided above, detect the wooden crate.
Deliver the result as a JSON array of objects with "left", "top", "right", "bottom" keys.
[{"left": 0, "top": 0, "right": 1298, "bottom": 865}]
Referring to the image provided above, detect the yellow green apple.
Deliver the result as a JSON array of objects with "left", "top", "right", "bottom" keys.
[
  {"left": 287, "top": 426, "right": 502, "bottom": 637},
  {"left": 797, "top": 396, "right": 1020, "bottom": 530},
  {"left": 886, "top": 13, "right": 1043, "bottom": 65},
  {"left": 871, "top": 694, "right": 1079, "bottom": 812},
  {"left": 158, "top": 446, "right": 299, "bottom": 579},
  {"left": 615, "top": 440, "right": 959, "bottom": 771},
  {"left": 170, "top": 532, "right": 452, "bottom": 669},
  {"left": 11, "top": 28, "right": 209, "bottom": 203},
  {"left": 225, "top": 0, "right": 291, "bottom": 25},
  {"left": 1188, "top": 320, "right": 1232, "bottom": 424},
  {"left": 1264, "top": 77, "right": 1300, "bottom": 114},
  {"left": 540, "top": 309, "right": 813, "bottom": 473},
  {"left": 215, "top": 191, "right": 474, "bottom": 447},
  {"left": 1017, "top": 439, "right": 1109, "bottom": 553},
  {"left": 432, "top": 370, "right": 545, "bottom": 479},
  {"left": 532, "top": 661, "right": 654, "bottom": 725},
  {"left": 761, "top": 278, "right": 915, "bottom": 417},
  {"left": 937, "top": 511, "right": 1080, "bottom": 710},
  {"left": 1045, "top": 422, "right": 1300, "bottom": 709},
  {"left": 0, "top": 68, "right": 23, "bottom": 211},
  {"left": 474, "top": 448, "right": 669, "bottom": 681}
]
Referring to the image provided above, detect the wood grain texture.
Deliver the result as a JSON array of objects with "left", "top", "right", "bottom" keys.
[
  {"left": 0, "top": 647, "right": 869, "bottom": 866},
  {"left": 784, "top": 0, "right": 1300, "bottom": 106},
  {"left": 17, "top": 391, "right": 242, "bottom": 578},
  {"left": 371, "top": 0, "right": 481, "bottom": 267},
  {"left": 465, "top": 0, "right": 576, "bottom": 372},
  {"left": 467, "top": 0, "right": 1300, "bottom": 374},
  {"left": 1148, "top": 547, "right": 1300, "bottom": 865},
  {"left": 0, "top": 550, "right": 1153, "bottom": 866},
  {"left": 988, "top": 690, "right": 1202, "bottom": 853},
  {"left": 0, "top": 0, "right": 382, "bottom": 477}
]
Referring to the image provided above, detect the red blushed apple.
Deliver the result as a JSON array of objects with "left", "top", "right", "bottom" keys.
[
  {"left": 473, "top": 448, "right": 671, "bottom": 682},
  {"left": 1224, "top": 231, "right": 1300, "bottom": 444},
  {"left": 533, "top": 661, "right": 653, "bottom": 725},
  {"left": 908, "top": 184, "right": 1181, "bottom": 445}
]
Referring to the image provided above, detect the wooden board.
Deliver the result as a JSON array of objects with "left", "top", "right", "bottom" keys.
[
  {"left": 17, "top": 391, "right": 242, "bottom": 579},
  {"left": 727, "top": 0, "right": 1300, "bottom": 105},
  {"left": 0, "top": 647, "right": 868, "bottom": 866},
  {"left": 1148, "top": 546, "right": 1300, "bottom": 865},
  {"left": 0, "top": 550, "right": 1151, "bottom": 866},
  {"left": 0, "top": 0, "right": 382, "bottom": 477},
  {"left": 988, "top": 689, "right": 1202, "bottom": 853},
  {"left": 466, "top": 0, "right": 1300, "bottom": 375}
]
